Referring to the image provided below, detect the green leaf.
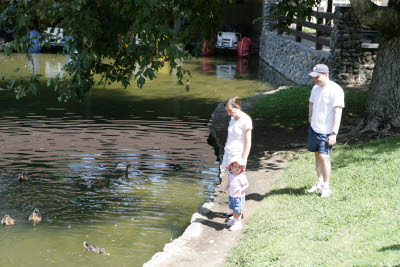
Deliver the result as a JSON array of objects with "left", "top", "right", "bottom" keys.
[
  {"left": 28, "top": 83, "right": 38, "bottom": 95},
  {"left": 34, "top": 74, "right": 43, "bottom": 80},
  {"left": 8, "top": 79, "right": 16, "bottom": 89},
  {"left": 97, "top": 80, "right": 106, "bottom": 87},
  {"left": 143, "top": 68, "right": 155, "bottom": 80},
  {"left": 137, "top": 76, "right": 145, "bottom": 89}
]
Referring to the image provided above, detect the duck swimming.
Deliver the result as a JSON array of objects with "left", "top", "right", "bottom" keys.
[
  {"left": 1, "top": 215, "right": 15, "bottom": 226},
  {"left": 29, "top": 208, "right": 42, "bottom": 223},
  {"left": 83, "top": 242, "right": 110, "bottom": 255},
  {"left": 18, "top": 171, "right": 28, "bottom": 182}
]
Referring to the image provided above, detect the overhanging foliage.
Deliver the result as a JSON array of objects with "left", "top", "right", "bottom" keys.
[{"left": 0, "top": 0, "right": 233, "bottom": 101}]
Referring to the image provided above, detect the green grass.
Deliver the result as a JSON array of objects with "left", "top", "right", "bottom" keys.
[
  {"left": 226, "top": 137, "right": 400, "bottom": 266},
  {"left": 226, "top": 86, "right": 400, "bottom": 266},
  {"left": 248, "top": 86, "right": 368, "bottom": 128}
]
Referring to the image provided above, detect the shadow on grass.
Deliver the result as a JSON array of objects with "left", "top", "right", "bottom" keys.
[
  {"left": 246, "top": 186, "right": 308, "bottom": 202},
  {"left": 378, "top": 244, "right": 400, "bottom": 252}
]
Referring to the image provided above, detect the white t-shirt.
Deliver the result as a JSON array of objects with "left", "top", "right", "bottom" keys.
[
  {"left": 221, "top": 110, "right": 253, "bottom": 170},
  {"left": 229, "top": 172, "right": 248, "bottom": 198},
  {"left": 309, "top": 80, "right": 345, "bottom": 134}
]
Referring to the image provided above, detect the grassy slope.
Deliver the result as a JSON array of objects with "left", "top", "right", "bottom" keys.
[
  {"left": 248, "top": 86, "right": 367, "bottom": 128},
  {"left": 227, "top": 87, "right": 400, "bottom": 266}
]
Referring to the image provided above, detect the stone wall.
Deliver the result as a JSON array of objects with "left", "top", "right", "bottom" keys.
[
  {"left": 258, "top": 58, "right": 297, "bottom": 88},
  {"left": 260, "top": 1, "right": 378, "bottom": 86},
  {"left": 260, "top": 0, "right": 329, "bottom": 86},
  {"left": 259, "top": 30, "right": 329, "bottom": 85},
  {"left": 329, "top": 4, "right": 378, "bottom": 85}
]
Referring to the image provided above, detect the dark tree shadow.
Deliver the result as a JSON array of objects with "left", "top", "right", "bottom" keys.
[
  {"left": 246, "top": 186, "right": 308, "bottom": 202},
  {"left": 378, "top": 244, "right": 400, "bottom": 252}
]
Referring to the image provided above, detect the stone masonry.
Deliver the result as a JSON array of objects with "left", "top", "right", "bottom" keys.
[
  {"left": 329, "top": 4, "right": 378, "bottom": 85},
  {"left": 260, "top": 1, "right": 378, "bottom": 86}
]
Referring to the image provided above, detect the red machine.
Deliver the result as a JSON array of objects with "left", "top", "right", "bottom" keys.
[
  {"left": 236, "top": 58, "right": 249, "bottom": 75},
  {"left": 201, "top": 39, "right": 215, "bottom": 57},
  {"left": 237, "top": 37, "right": 252, "bottom": 58}
]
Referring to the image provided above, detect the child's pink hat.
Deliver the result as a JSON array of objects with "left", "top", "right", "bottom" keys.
[{"left": 226, "top": 156, "right": 246, "bottom": 173}]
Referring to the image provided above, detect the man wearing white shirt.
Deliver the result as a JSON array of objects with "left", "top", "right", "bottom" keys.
[{"left": 307, "top": 64, "right": 345, "bottom": 198}]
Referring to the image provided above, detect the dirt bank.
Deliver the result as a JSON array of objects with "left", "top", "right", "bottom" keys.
[{"left": 144, "top": 91, "right": 307, "bottom": 267}]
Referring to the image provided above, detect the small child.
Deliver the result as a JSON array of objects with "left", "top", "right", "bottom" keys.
[{"left": 223, "top": 156, "right": 249, "bottom": 231}]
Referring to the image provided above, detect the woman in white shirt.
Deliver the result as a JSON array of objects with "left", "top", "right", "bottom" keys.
[{"left": 220, "top": 97, "right": 253, "bottom": 171}]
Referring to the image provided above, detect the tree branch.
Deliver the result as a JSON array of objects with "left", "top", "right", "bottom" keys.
[{"left": 350, "top": 0, "right": 400, "bottom": 35}]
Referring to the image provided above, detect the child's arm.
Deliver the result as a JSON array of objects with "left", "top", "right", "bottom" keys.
[
  {"left": 238, "top": 182, "right": 249, "bottom": 196},
  {"left": 236, "top": 175, "right": 249, "bottom": 197}
]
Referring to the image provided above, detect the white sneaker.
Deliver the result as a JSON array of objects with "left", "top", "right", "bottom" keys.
[
  {"left": 226, "top": 218, "right": 236, "bottom": 227},
  {"left": 321, "top": 187, "right": 332, "bottom": 198},
  {"left": 229, "top": 221, "right": 243, "bottom": 231},
  {"left": 229, "top": 213, "right": 243, "bottom": 220},
  {"left": 307, "top": 182, "right": 323, "bottom": 193}
]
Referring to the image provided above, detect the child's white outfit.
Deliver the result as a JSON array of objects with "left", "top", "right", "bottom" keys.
[
  {"left": 225, "top": 156, "right": 248, "bottom": 231},
  {"left": 229, "top": 172, "right": 247, "bottom": 198}
]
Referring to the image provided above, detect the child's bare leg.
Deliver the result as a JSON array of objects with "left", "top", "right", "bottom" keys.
[{"left": 233, "top": 212, "right": 242, "bottom": 222}]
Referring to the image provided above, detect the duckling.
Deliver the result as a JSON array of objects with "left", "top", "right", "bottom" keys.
[
  {"left": 29, "top": 208, "right": 42, "bottom": 223},
  {"left": 83, "top": 241, "right": 110, "bottom": 255},
  {"left": 114, "top": 163, "right": 132, "bottom": 174},
  {"left": 124, "top": 164, "right": 131, "bottom": 178},
  {"left": 18, "top": 171, "right": 28, "bottom": 182},
  {"left": 106, "top": 164, "right": 132, "bottom": 179},
  {"left": 1, "top": 215, "right": 15, "bottom": 226},
  {"left": 90, "top": 176, "right": 110, "bottom": 188}
]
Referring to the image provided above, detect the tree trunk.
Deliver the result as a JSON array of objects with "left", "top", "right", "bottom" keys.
[
  {"left": 349, "top": 0, "right": 400, "bottom": 129},
  {"left": 365, "top": 34, "right": 400, "bottom": 128}
]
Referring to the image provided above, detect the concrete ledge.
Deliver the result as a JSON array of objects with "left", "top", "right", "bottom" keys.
[
  {"left": 334, "top": 3, "right": 352, "bottom": 7},
  {"left": 362, "top": 43, "right": 379, "bottom": 49}
]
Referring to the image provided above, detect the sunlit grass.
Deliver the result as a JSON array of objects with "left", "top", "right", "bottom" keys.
[
  {"left": 226, "top": 86, "right": 400, "bottom": 265},
  {"left": 248, "top": 86, "right": 368, "bottom": 128},
  {"left": 227, "top": 137, "right": 400, "bottom": 266}
]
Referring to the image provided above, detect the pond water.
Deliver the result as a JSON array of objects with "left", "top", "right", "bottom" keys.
[{"left": 0, "top": 53, "right": 286, "bottom": 266}]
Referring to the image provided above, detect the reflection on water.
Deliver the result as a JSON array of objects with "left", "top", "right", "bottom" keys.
[
  {"left": 201, "top": 56, "right": 251, "bottom": 79},
  {"left": 0, "top": 53, "right": 289, "bottom": 266}
]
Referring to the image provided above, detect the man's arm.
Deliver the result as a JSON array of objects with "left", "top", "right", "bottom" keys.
[
  {"left": 327, "top": 106, "right": 343, "bottom": 146},
  {"left": 309, "top": 102, "right": 313, "bottom": 124}
]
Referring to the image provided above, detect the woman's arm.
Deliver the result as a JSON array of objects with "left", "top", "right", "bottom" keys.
[
  {"left": 242, "top": 129, "right": 252, "bottom": 163},
  {"left": 223, "top": 179, "right": 230, "bottom": 195}
]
